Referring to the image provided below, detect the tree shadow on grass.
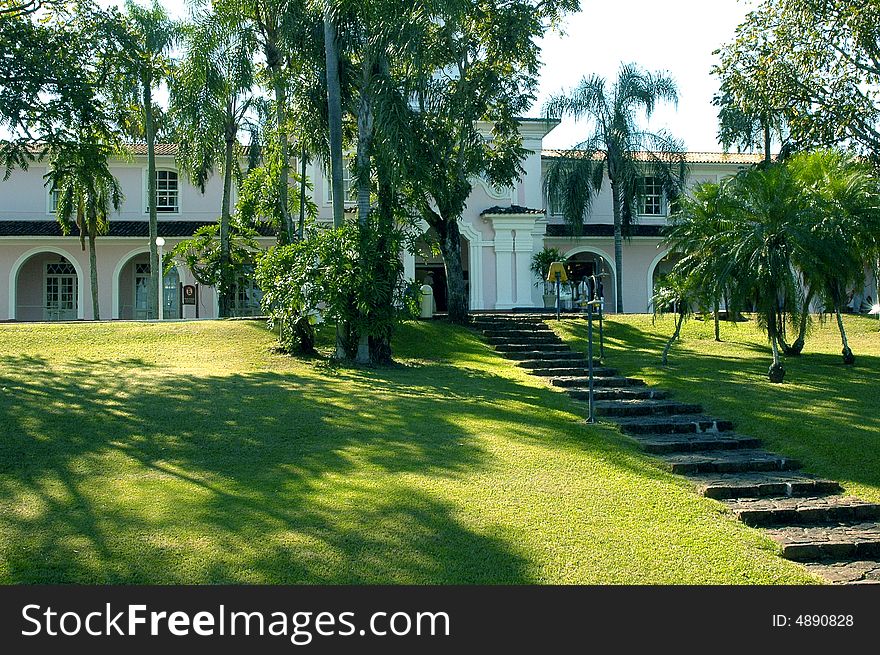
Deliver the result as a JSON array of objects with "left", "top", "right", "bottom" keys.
[{"left": 0, "top": 339, "right": 664, "bottom": 584}]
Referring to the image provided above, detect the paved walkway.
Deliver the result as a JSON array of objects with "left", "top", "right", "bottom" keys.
[{"left": 474, "top": 313, "right": 880, "bottom": 584}]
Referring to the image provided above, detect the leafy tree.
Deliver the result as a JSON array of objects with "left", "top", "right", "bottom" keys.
[
  {"left": 256, "top": 219, "right": 419, "bottom": 358},
  {"left": 169, "top": 10, "right": 257, "bottom": 317},
  {"left": 0, "top": 1, "right": 119, "bottom": 176},
  {"left": 45, "top": 140, "right": 123, "bottom": 320},
  {"left": 235, "top": 136, "right": 318, "bottom": 235},
  {"left": 169, "top": 223, "right": 263, "bottom": 316},
  {"left": 544, "top": 63, "right": 688, "bottom": 312},
  {"left": 213, "top": 0, "right": 312, "bottom": 244},
  {"left": 387, "top": 0, "right": 580, "bottom": 325},
  {"left": 715, "top": 0, "right": 880, "bottom": 157},
  {"left": 116, "top": 0, "right": 178, "bottom": 319}
]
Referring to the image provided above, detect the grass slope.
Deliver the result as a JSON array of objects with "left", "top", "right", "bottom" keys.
[
  {"left": 0, "top": 319, "right": 817, "bottom": 584},
  {"left": 553, "top": 313, "right": 880, "bottom": 505}
]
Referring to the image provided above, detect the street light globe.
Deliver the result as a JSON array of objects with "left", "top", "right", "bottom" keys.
[{"left": 155, "top": 237, "right": 166, "bottom": 247}]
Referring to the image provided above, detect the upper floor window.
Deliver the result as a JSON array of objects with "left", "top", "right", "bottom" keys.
[
  {"left": 324, "top": 160, "right": 357, "bottom": 204},
  {"left": 547, "top": 190, "right": 564, "bottom": 216},
  {"left": 640, "top": 176, "right": 664, "bottom": 216},
  {"left": 146, "top": 169, "right": 179, "bottom": 213},
  {"left": 49, "top": 187, "right": 60, "bottom": 213}
]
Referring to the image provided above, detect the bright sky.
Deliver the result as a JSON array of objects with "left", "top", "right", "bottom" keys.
[
  {"left": 109, "top": 0, "right": 754, "bottom": 152},
  {"left": 532, "top": 0, "right": 755, "bottom": 151}
]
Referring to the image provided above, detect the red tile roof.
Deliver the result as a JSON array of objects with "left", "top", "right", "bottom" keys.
[{"left": 542, "top": 149, "right": 773, "bottom": 165}]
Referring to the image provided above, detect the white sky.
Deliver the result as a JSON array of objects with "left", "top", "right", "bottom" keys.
[
  {"left": 109, "top": 0, "right": 755, "bottom": 152},
  {"left": 532, "top": 0, "right": 755, "bottom": 150}
]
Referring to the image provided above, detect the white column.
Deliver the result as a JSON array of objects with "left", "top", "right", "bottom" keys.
[
  {"left": 403, "top": 249, "right": 415, "bottom": 283},
  {"left": 514, "top": 230, "right": 535, "bottom": 307},
  {"left": 494, "top": 229, "right": 515, "bottom": 309}
]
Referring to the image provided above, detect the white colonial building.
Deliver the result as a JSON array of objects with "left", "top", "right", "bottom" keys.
[{"left": 0, "top": 122, "right": 768, "bottom": 322}]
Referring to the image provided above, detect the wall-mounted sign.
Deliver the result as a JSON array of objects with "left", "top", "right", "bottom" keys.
[{"left": 182, "top": 284, "right": 197, "bottom": 306}]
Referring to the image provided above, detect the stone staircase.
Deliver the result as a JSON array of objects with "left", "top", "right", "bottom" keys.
[{"left": 473, "top": 313, "right": 880, "bottom": 584}]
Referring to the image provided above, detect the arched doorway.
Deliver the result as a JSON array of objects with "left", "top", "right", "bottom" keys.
[
  {"left": 231, "top": 267, "right": 262, "bottom": 317},
  {"left": 561, "top": 248, "right": 616, "bottom": 312},
  {"left": 11, "top": 249, "right": 83, "bottom": 321},
  {"left": 413, "top": 228, "right": 470, "bottom": 312},
  {"left": 117, "top": 252, "right": 181, "bottom": 319},
  {"left": 647, "top": 252, "right": 681, "bottom": 311}
]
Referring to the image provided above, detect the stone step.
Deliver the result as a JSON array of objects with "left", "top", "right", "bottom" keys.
[
  {"left": 612, "top": 414, "right": 735, "bottom": 435},
  {"left": 802, "top": 560, "right": 880, "bottom": 584},
  {"left": 494, "top": 343, "right": 572, "bottom": 353},
  {"left": 594, "top": 399, "right": 702, "bottom": 417},
  {"left": 472, "top": 320, "right": 549, "bottom": 328},
  {"left": 765, "top": 522, "right": 880, "bottom": 562},
  {"left": 550, "top": 376, "right": 645, "bottom": 388},
  {"left": 626, "top": 432, "right": 762, "bottom": 454},
  {"left": 725, "top": 496, "right": 880, "bottom": 527},
  {"left": 568, "top": 387, "right": 671, "bottom": 402},
  {"left": 481, "top": 329, "right": 555, "bottom": 337},
  {"left": 689, "top": 471, "right": 842, "bottom": 500},
  {"left": 516, "top": 358, "right": 600, "bottom": 369},
  {"left": 660, "top": 449, "right": 801, "bottom": 475},
  {"left": 487, "top": 335, "right": 563, "bottom": 346},
  {"left": 529, "top": 366, "right": 618, "bottom": 378},
  {"left": 502, "top": 351, "right": 588, "bottom": 361}
]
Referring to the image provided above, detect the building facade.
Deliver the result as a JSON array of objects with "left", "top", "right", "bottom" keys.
[{"left": 0, "top": 124, "right": 772, "bottom": 322}]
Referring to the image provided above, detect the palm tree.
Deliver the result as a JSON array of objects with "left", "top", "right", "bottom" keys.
[
  {"left": 652, "top": 270, "right": 696, "bottom": 365},
  {"left": 664, "top": 181, "right": 742, "bottom": 341},
  {"left": 118, "top": 0, "right": 177, "bottom": 320},
  {"left": 323, "top": 5, "right": 345, "bottom": 229},
  {"left": 213, "top": 0, "right": 311, "bottom": 244},
  {"left": 788, "top": 149, "right": 880, "bottom": 365},
  {"left": 169, "top": 10, "right": 256, "bottom": 317},
  {"left": 45, "top": 140, "right": 123, "bottom": 320},
  {"left": 713, "top": 164, "right": 812, "bottom": 382},
  {"left": 543, "top": 63, "right": 688, "bottom": 312}
]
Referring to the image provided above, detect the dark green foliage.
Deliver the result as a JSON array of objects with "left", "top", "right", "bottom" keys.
[
  {"left": 530, "top": 247, "right": 566, "bottom": 281},
  {"left": 256, "top": 219, "right": 419, "bottom": 360},
  {"left": 170, "top": 224, "right": 263, "bottom": 313}
]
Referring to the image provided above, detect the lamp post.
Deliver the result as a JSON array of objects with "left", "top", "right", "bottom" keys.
[
  {"left": 546, "top": 261, "right": 568, "bottom": 321},
  {"left": 156, "top": 236, "right": 165, "bottom": 321}
]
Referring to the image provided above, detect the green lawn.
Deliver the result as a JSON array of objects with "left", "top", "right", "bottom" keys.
[
  {"left": 0, "top": 318, "right": 822, "bottom": 584},
  {"left": 553, "top": 312, "right": 880, "bottom": 506}
]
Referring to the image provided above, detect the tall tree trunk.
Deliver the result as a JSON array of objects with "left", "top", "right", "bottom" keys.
[
  {"left": 369, "top": 158, "right": 396, "bottom": 364},
  {"left": 610, "top": 180, "right": 624, "bottom": 313},
  {"left": 324, "top": 12, "right": 344, "bottom": 229},
  {"left": 326, "top": 12, "right": 348, "bottom": 360},
  {"left": 144, "top": 76, "right": 158, "bottom": 320},
  {"left": 298, "top": 146, "right": 307, "bottom": 239},
  {"left": 763, "top": 117, "right": 771, "bottom": 165},
  {"left": 768, "top": 307, "right": 786, "bottom": 382},
  {"left": 219, "top": 128, "right": 235, "bottom": 318},
  {"left": 88, "top": 230, "right": 99, "bottom": 321},
  {"left": 836, "top": 306, "right": 855, "bottom": 364},
  {"left": 265, "top": 39, "right": 291, "bottom": 244},
  {"left": 784, "top": 287, "right": 814, "bottom": 356},
  {"left": 438, "top": 216, "right": 468, "bottom": 324},
  {"left": 354, "top": 60, "right": 374, "bottom": 365},
  {"left": 661, "top": 310, "right": 685, "bottom": 365},
  {"left": 713, "top": 300, "right": 720, "bottom": 341}
]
